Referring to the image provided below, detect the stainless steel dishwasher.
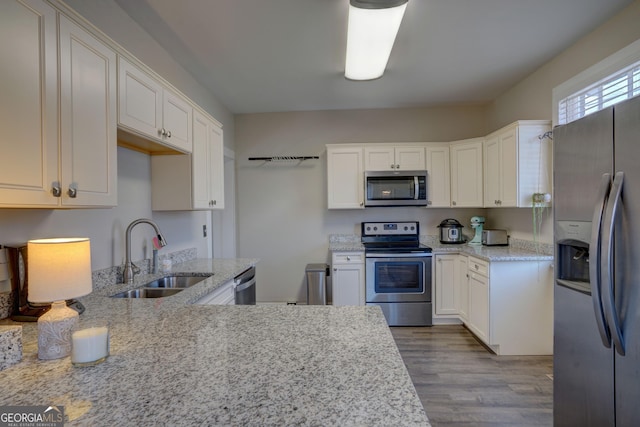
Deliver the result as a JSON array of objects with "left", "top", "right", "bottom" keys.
[{"left": 234, "top": 266, "right": 256, "bottom": 305}]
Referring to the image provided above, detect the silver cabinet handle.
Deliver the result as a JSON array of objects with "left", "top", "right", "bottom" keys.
[
  {"left": 166, "top": 130, "right": 171, "bottom": 138},
  {"left": 390, "top": 164, "right": 395, "bottom": 169},
  {"left": 452, "top": 201, "right": 457, "bottom": 206},
  {"left": 589, "top": 173, "right": 613, "bottom": 349},
  {"left": 68, "top": 187, "right": 77, "bottom": 198},
  {"left": 52, "top": 184, "right": 62, "bottom": 197},
  {"left": 346, "top": 256, "right": 351, "bottom": 261},
  {"left": 158, "top": 128, "right": 168, "bottom": 137},
  {"left": 212, "top": 200, "right": 216, "bottom": 206}
]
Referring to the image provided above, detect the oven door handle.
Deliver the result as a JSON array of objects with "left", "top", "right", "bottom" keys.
[{"left": 366, "top": 252, "right": 432, "bottom": 258}]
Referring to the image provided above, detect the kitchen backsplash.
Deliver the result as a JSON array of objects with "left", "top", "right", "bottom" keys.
[{"left": 92, "top": 247, "right": 198, "bottom": 290}]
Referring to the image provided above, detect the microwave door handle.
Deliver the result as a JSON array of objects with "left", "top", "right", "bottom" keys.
[{"left": 414, "top": 176, "right": 419, "bottom": 200}]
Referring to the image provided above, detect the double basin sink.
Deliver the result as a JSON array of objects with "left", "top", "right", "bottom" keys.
[{"left": 111, "top": 275, "right": 211, "bottom": 299}]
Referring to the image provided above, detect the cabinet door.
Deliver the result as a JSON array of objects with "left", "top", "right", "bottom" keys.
[
  {"left": 499, "top": 128, "right": 518, "bottom": 206},
  {"left": 395, "top": 146, "right": 426, "bottom": 170},
  {"left": 456, "top": 255, "right": 469, "bottom": 321},
  {"left": 483, "top": 135, "right": 501, "bottom": 207},
  {"left": 59, "top": 15, "right": 117, "bottom": 207},
  {"left": 468, "top": 270, "right": 489, "bottom": 343},
  {"left": 450, "top": 138, "right": 483, "bottom": 207},
  {"left": 364, "top": 146, "right": 395, "bottom": 171},
  {"left": 192, "top": 112, "right": 210, "bottom": 209},
  {"left": 435, "top": 255, "right": 458, "bottom": 315},
  {"left": 0, "top": 0, "right": 58, "bottom": 207},
  {"left": 162, "top": 88, "right": 193, "bottom": 152},
  {"left": 425, "top": 145, "right": 450, "bottom": 207},
  {"left": 327, "top": 146, "right": 364, "bottom": 209},
  {"left": 332, "top": 264, "right": 364, "bottom": 306},
  {"left": 208, "top": 122, "right": 225, "bottom": 209},
  {"left": 118, "top": 57, "right": 163, "bottom": 141}
]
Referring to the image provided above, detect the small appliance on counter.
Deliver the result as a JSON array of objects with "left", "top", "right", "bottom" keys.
[
  {"left": 4, "top": 245, "right": 84, "bottom": 321},
  {"left": 468, "top": 216, "right": 485, "bottom": 245},
  {"left": 482, "top": 229, "right": 509, "bottom": 246},
  {"left": 437, "top": 219, "right": 465, "bottom": 244}
]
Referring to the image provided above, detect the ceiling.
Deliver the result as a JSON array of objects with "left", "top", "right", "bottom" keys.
[{"left": 114, "top": 0, "right": 633, "bottom": 114}]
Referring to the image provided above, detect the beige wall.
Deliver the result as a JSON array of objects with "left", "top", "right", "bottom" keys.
[
  {"left": 236, "top": 106, "right": 488, "bottom": 303},
  {"left": 237, "top": 0, "right": 640, "bottom": 303},
  {"left": 484, "top": 0, "right": 640, "bottom": 246}
]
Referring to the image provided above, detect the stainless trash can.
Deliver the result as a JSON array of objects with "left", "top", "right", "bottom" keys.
[{"left": 306, "top": 263, "right": 329, "bottom": 305}]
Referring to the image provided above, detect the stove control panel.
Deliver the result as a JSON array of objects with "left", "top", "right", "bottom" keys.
[{"left": 362, "top": 221, "right": 419, "bottom": 236}]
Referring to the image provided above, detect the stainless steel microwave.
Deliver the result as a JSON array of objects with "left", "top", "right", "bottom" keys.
[{"left": 364, "top": 170, "right": 428, "bottom": 207}]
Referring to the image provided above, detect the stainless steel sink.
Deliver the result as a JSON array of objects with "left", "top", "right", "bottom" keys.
[
  {"left": 111, "top": 288, "right": 184, "bottom": 298},
  {"left": 143, "top": 275, "right": 211, "bottom": 289}
]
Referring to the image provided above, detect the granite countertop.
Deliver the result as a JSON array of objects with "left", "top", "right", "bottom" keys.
[
  {"left": 0, "top": 258, "right": 430, "bottom": 426},
  {"left": 329, "top": 235, "right": 553, "bottom": 262}
]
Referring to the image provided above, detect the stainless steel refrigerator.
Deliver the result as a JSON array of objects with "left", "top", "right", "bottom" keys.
[{"left": 553, "top": 94, "right": 640, "bottom": 426}]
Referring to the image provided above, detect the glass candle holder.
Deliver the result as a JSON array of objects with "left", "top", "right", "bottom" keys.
[{"left": 71, "top": 319, "right": 109, "bottom": 367}]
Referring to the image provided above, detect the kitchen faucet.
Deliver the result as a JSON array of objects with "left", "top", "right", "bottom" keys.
[{"left": 123, "top": 218, "right": 167, "bottom": 284}]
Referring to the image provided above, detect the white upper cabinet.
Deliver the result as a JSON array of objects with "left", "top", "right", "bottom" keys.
[
  {"left": 59, "top": 15, "right": 117, "bottom": 207},
  {"left": 118, "top": 57, "right": 192, "bottom": 153},
  {"left": 327, "top": 145, "right": 364, "bottom": 209},
  {"left": 0, "top": 0, "right": 117, "bottom": 208},
  {"left": 152, "top": 110, "right": 224, "bottom": 210},
  {"left": 483, "top": 121, "right": 552, "bottom": 208},
  {"left": 364, "top": 145, "right": 426, "bottom": 171},
  {"left": 0, "top": 0, "right": 59, "bottom": 207},
  {"left": 425, "top": 144, "right": 451, "bottom": 207},
  {"left": 450, "top": 138, "right": 484, "bottom": 208}
]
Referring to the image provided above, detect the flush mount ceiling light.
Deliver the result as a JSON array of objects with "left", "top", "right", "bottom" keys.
[{"left": 345, "top": 0, "right": 408, "bottom": 81}]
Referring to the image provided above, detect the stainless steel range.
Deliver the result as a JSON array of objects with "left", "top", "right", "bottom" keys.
[{"left": 362, "top": 221, "right": 432, "bottom": 326}]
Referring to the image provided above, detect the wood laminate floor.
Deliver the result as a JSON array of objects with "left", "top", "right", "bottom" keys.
[{"left": 391, "top": 325, "right": 553, "bottom": 427}]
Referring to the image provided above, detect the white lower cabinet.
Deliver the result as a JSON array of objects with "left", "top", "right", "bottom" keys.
[
  {"left": 331, "top": 252, "right": 365, "bottom": 306},
  {"left": 433, "top": 253, "right": 553, "bottom": 355},
  {"left": 456, "top": 255, "right": 469, "bottom": 321},
  {"left": 195, "top": 280, "right": 235, "bottom": 305},
  {"left": 434, "top": 255, "right": 459, "bottom": 316},
  {"left": 467, "top": 257, "right": 490, "bottom": 343}
]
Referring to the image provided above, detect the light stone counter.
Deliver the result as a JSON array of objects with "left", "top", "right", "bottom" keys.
[
  {"left": 0, "top": 258, "right": 430, "bottom": 426},
  {"left": 328, "top": 234, "right": 553, "bottom": 262}
]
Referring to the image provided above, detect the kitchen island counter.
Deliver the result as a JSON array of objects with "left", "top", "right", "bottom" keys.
[{"left": 0, "top": 259, "right": 429, "bottom": 426}]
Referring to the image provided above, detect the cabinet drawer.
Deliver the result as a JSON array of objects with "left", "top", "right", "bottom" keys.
[
  {"left": 468, "top": 257, "right": 489, "bottom": 277},
  {"left": 332, "top": 252, "right": 364, "bottom": 264}
]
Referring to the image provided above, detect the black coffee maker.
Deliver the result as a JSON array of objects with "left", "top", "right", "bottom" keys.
[{"left": 5, "top": 245, "right": 84, "bottom": 322}]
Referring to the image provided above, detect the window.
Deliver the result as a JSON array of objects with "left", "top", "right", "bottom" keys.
[
  {"left": 558, "top": 61, "right": 640, "bottom": 124},
  {"left": 553, "top": 38, "right": 640, "bottom": 125}
]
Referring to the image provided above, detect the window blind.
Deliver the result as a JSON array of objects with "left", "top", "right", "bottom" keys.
[{"left": 558, "top": 60, "right": 640, "bottom": 124}]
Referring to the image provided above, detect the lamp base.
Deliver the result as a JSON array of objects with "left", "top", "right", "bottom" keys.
[{"left": 37, "top": 301, "right": 79, "bottom": 360}]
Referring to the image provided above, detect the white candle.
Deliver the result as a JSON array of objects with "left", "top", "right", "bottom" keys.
[{"left": 71, "top": 326, "right": 109, "bottom": 365}]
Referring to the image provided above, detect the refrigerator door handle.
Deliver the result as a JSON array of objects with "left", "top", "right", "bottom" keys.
[
  {"left": 601, "top": 171, "right": 626, "bottom": 355},
  {"left": 589, "top": 173, "right": 612, "bottom": 348}
]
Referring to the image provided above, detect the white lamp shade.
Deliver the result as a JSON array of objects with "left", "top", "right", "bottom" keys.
[
  {"left": 345, "top": 2, "right": 408, "bottom": 80},
  {"left": 28, "top": 238, "right": 92, "bottom": 303}
]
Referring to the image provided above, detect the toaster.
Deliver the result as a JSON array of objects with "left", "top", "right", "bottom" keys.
[{"left": 482, "top": 229, "right": 509, "bottom": 246}]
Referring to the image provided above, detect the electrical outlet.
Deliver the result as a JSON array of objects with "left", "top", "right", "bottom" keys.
[{"left": 202, "top": 225, "right": 207, "bottom": 237}]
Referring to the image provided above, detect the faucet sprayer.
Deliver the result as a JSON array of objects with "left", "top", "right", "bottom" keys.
[{"left": 123, "top": 218, "right": 167, "bottom": 284}]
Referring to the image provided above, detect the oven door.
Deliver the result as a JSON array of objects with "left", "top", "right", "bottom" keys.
[{"left": 365, "top": 253, "right": 432, "bottom": 303}]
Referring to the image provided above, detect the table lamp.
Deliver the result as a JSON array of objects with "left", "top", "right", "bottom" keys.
[{"left": 28, "top": 238, "right": 92, "bottom": 360}]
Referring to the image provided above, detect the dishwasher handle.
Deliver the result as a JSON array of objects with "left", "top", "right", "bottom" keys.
[
  {"left": 234, "top": 266, "right": 255, "bottom": 285},
  {"left": 235, "top": 277, "right": 256, "bottom": 292}
]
